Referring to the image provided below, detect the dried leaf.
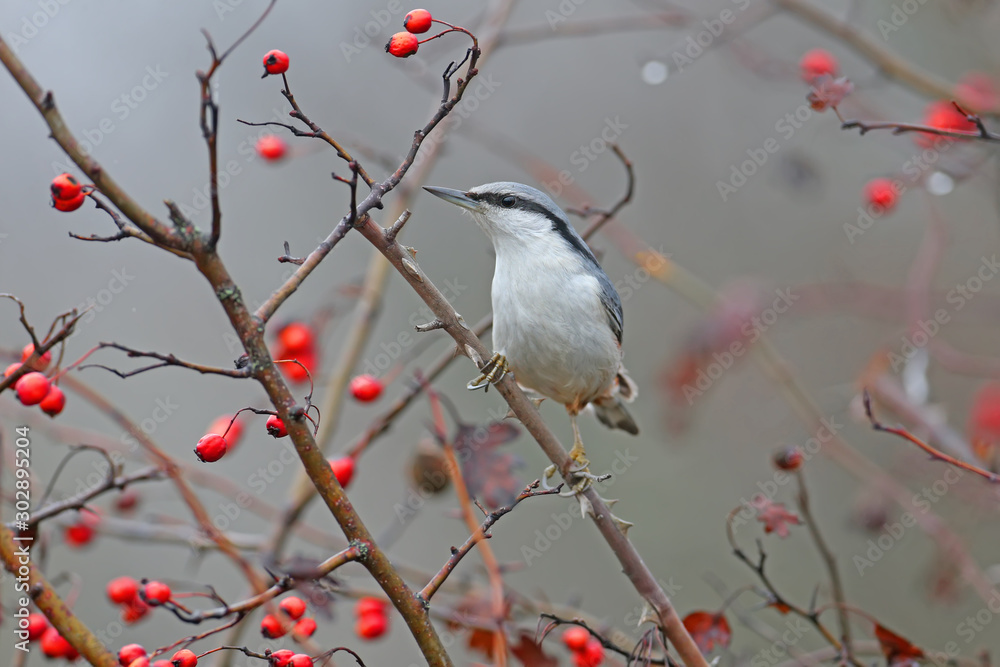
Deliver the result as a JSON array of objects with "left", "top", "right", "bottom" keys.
[
  {"left": 682, "top": 611, "right": 732, "bottom": 654},
  {"left": 511, "top": 632, "right": 558, "bottom": 667},
  {"left": 454, "top": 421, "right": 523, "bottom": 509},
  {"left": 807, "top": 75, "right": 854, "bottom": 111},
  {"left": 756, "top": 499, "right": 801, "bottom": 538},
  {"left": 874, "top": 623, "right": 925, "bottom": 665}
]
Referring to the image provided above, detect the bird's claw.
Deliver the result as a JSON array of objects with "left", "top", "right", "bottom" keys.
[{"left": 467, "top": 352, "right": 508, "bottom": 391}]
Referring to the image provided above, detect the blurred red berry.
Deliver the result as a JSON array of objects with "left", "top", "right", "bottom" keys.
[
  {"left": 956, "top": 71, "right": 998, "bottom": 111},
  {"left": 969, "top": 382, "right": 1000, "bottom": 468},
  {"left": 355, "top": 597, "right": 385, "bottom": 617},
  {"left": 330, "top": 456, "right": 355, "bottom": 488},
  {"left": 356, "top": 611, "right": 388, "bottom": 639},
  {"left": 404, "top": 9, "right": 433, "bottom": 33},
  {"left": 107, "top": 576, "right": 140, "bottom": 604},
  {"left": 573, "top": 638, "right": 605, "bottom": 667},
  {"left": 121, "top": 598, "right": 150, "bottom": 624},
  {"left": 65, "top": 513, "right": 97, "bottom": 548},
  {"left": 278, "top": 322, "right": 315, "bottom": 353},
  {"left": 562, "top": 626, "right": 590, "bottom": 652},
  {"left": 128, "top": 658, "right": 151, "bottom": 667},
  {"left": 195, "top": 433, "right": 228, "bottom": 463},
  {"left": 386, "top": 32, "right": 419, "bottom": 57},
  {"left": 40, "top": 627, "right": 78, "bottom": 660},
  {"left": 293, "top": 617, "right": 317, "bottom": 640},
  {"left": 279, "top": 596, "right": 307, "bottom": 620},
  {"left": 773, "top": 446, "right": 803, "bottom": 471},
  {"left": 16, "top": 371, "right": 51, "bottom": 406},
  {"left": 51, "top": 173, "right": 82, "bottom": 200},
  {"left": 266, "top": 415, "right": 288, "bottom": 438},
  {"left": 206, "top": 414, "right": 244, "bottom": 450},
  {"left": 799, "top": 48, "right": 838, "bottom": 83},
  {"left": 5, "top": 362, "right": 22, "bottom": 377},
  {"left": 256, "top": 135, "right": 287, "bottom": 162},
  {"left": 142, "top": 580, "right": 172, "bottom": 606},
  {"left": 275, "top": 347, "right": 316, "bottom": 383},
  {"left": 261, "top": 613, "right": 287, "bottom": 638},
  {"left": 350, "top": 374, "right": 383, "bottom": 402},
  {"left": 288, "top": 655, "right": 312, "bottom": 667},
  {"left": 917, "top": 100, "right": 977, "bottom": 147},
  {"left": 114, "top": 488, "right": 141, "bottom": 513},
  {"left": 262, "top": 49, "right": 290, "bottom": 75},
  {"left": 171, "top": 649, "right": 198, "bottom": 667},
  {"left": 21, "top": 343, "right": 52, "bottom": 371},
  {"left": 39, "top": 385, "right": 66, "bottom": 417},
  {"left": 119, "top": 643, "right": 147, "bottom": 666},
  {"left": 53, "top": 191, "right": 87, "bottom": 212},
  {"left": 270, "top": 650, "right": 296, "bottom": 667},
  {"left": 864, "top": 178, "right": 897, "bottom": 213},
  {"left": 26, "top": 613, "right": 48, "bottom": 641}
]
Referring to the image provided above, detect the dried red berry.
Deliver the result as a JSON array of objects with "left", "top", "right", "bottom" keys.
[
  {"left": 266, "top": 415, "right": 288, "bottom": 438},
  {"left": 404, "top": 9, "right": 433, "bottom": 34},
  {"left": 386, "top": 32, "right": 419, "bottom": 58},
  {"left": 195, "top": 433, "right": 228, "bottom": 463},
  {"left": 262, "top": 49, "right": 290, "bottom": 76}
]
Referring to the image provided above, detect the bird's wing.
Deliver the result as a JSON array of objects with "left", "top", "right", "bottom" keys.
[{"left": 596, "top": 273, "right": 623, "bottom": 344}]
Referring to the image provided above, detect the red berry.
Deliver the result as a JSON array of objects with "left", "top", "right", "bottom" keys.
[
  {"left": 171, "top": 649, "right": 198, "bottom": 667},
  {"left": 330, "top": 456, "right": 355, "bottom": 488},
  {"left": 129, "top": 658, "right": 151, "bottom": 667},
  {"left": 355, "top": 597, "right": 385, "bottom": 617},
  {"left": 39, "top": 385, "right": 66, "bottom": 417},
  {"left": 40, "top": 627, "right": 77, "bottom": 659},
  {"left": 293, "top": 617, "right": 317, "bottom": 640},
  {"left": 206, "top": 414, "right": 244, "bottom": 450},
  {"left": 283, "top": 350, "right": 316, "bottom": 383},
  {"left": 404, "top": 9, "right": 433, "bottom": 34},
  {"left": 114, "top": 488, "right": 141, "bottom": 513},
  {"left": 195, "top": 433, "right": 228, "bottom": 463},
  {"left": 799, "top": 48, "right": 838, "bottom": 83},
  {"left": 917, "top": 100, "right": 977, "bottom": 147},
  {"left": 261, "top": 612, "right": 287, "bottom": 638},
  {"left": 4, "top": 362, "right": 22, "bottom": 378},
  {"left": 386, "top": 32, "right": 419, "bottom": 58},
  {"left": 573, "top": 638, "right": 605, "bottom": 667},
  {"left": 119, "top": 643, "right": 147, "bottom": 666},
  {"left": 270, "top": 650, "right": 296, "bottom": 667},
  {"left": 263, "top": 49, "right": 290, "bottom": 75},
  {"left": 65, "top": 517, "right": 96, "bottom": 547},
  {"left": 152, "top": 662, "right": 172, "bottom": 667},
  {"left": 256, "top": 135, "right": 287, "bottom": 162},
  {"left": 15, "top": 371, "right": 51, "bottom": 406},
  {"left": 288, "top": 655, "right": 312, "bottom": 667},
  {"left": 53, "top": 191, "right": 87, "bottom": 212},
  {"left": 51, "top": 173, "right": 82, "bottom": 200},
  {"left": 356, "top": 611, "right": 388, "bottom": 639},
  {"left": 107, "top": 576, "right": 140, "bottom": 604},
  {"left": 266, "top": 415, "right": 288, "bottom": 438},
  {"left": 279, "top": 596, "right": 307, "bottom": 620},
  {"left": 21, "top": 343, "right": 52, "bottom": 371},
  {"left": 864, "top": 177, "right": 898, "bottom": 213},
  {"left": 562, "top": 626, "right": 590, "bottom": 652},
  {"left": 349, "top": 374, "right": 383, "bottom": 402},
  {"left": 142, "top": 580, "right": 172, "bottom": 606},
  {"left": 774, "top": 446, "right": 803, "bottom": 471},
  {"left": 278, "top": 322, "right": 315, "bottom": 353},
  {"left": 26, "top": 612, "right": 48, "bottom": 641},
  {"left": 121, "top": 598, "right": 150, "bottom": 624}
]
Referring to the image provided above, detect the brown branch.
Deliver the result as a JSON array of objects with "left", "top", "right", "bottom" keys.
[
  {"left": 28, "top": 465, "right": 162, "bottom": 527},
  {"left": 78, "top": 342, "right": 250, "bottom": 379}
]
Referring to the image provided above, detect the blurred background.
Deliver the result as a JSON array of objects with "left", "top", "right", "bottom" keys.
[{"left": 2, "top": 0, "right": 1000, "bottom": 664}]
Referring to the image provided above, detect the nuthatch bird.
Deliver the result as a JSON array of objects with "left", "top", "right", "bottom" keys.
[{"left": 424, "top": 182, "right": 638, "bottom": 485}]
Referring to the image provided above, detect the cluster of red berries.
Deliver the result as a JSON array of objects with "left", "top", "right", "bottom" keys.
[
  {"left": 272, "top": 321, "right": 318, "bottom": 384},
  {"left": 22, "top": 613, "right": 79, "bottom": 661},
  {"left": 267, "top": 650, "right": 313, "bottom": 667},
  {"left": 354, "top": 596, "right": 389, "bottom": 639},
  {"left": 106, "top": 576, "right": 153, "bottom": 624},
  {"left": 385, "top": 9, "right": 434, "bottom": 58},
  {"left": 260, "top": 595, "right": 317, "bottom": 642},
  {"left": 5, "top": 344, "right": 66, "bottom": 417},
  {"left": 50, "top": 172, "right": 88, "bottom": 212},
  {"left": 117, "top": 643, "right": 175, "bottom": 667},
  {"left": 562, "top": 626, "right": 605, "bottom": 667}
]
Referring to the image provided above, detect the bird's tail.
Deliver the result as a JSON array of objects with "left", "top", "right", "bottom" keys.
[{"left": 591, "top": 368, "right": 639, "bottom": 435}]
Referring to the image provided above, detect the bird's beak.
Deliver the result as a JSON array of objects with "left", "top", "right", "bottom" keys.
[{"left": 423, "top": 186, "right": 479, "bottom": 212}]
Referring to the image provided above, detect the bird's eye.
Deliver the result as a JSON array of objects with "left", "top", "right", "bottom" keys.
[{"left": 500, "top": 195, "right": 517, "bottom": 208}]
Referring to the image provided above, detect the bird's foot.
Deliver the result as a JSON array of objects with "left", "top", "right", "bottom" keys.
[{"left": 467, "top": 352, "right": 508, "bottom": 391}]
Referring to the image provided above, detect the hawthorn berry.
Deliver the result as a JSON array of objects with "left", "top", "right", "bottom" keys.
[
  {"left": 195, "top": 433, "right": 228, "bottom": 463},
  {"left": 279, "top": 595, "right": 307, "bottom": 620},
  {"left": 355, "top": 597, "right": 385, "bottom": 617},
  {"left": 171, "top": 649, "right": 198, "bottom": 667},
  {"left": 15, "top": 371, "right": 51, "bottom": 406},
  {"left": 261, "top": 613, "right": 287, "bottom": 638},
  {"left": 40, "top": 627, "right": 78, "bottom": 660},
  {"left": 864, "top": 178, "right": 898, "bottom": 213},
  {"left": 21, "top": 343, "right": 52, "bottom": 371},
  {"left": 53, "top": 191, "right": 87, "bottom": 212},
  {"left": 206, "top": 414, "right": 244, "bottom": 449},
  {"left": 573, "top": 638, "right": 605, "bottom": 667},
  {"left": 256, "top": 135, "right": 287, "bottom": 162},
  {"left": 128, "top": 658, "right": 151, "bottom": 667},
  {"left": 40, "top": 385, "right": 66, "bottom": 417},
  {"left": 266, "top": 415, "right": 288, "bottom": 438},
  {"left": 51, "top": 173, "right": 82, "bottom": 200},
  {"left": 404, "top": 9, "right": 433, "bottom": 34},
  {"left": 293, "top": 617, "right": 317, "bottom": 639},
  {"left": 562, "top": 626, "right": 590, "bottom": 652},
  {"left": 262, "top": 50, "right": 290, "bottom": 76},
  {"left": 799, "top": 48, "right": 838, "bottom": 83},
  {"left": 121, "top": 598, "right": 150, "bottom": 624},
  {"left": 26, "top": 613, "right": 49, "bottom": 641},
  {"left": 142, "top": 580, "right": 172, "bottom": 606},
  {"left": 281, "top": 351, "right": 316, "bottom": 383},
  {"left": 288, "top": 655, "right": 313, "bottom": 667},
  {"left": 386, "top": 32, "right": 419, "bottom": 58},
  {"left": 773, "top": 446, "right": 803, "bottom": 471},
  {"left": 107, "top": 576, "right": 140, "bottom": 604},
  {"left": 330, "top": 456, "right": 355, "bottom": 488},
  {"left": 64, "top": 513, "right": 97, "bottom": 548},
  {"left": 269, "top": 650, "right": 296, "bottom": 667},
  {"left": 278, "top": 322, "right": 315, "bottom": 353},
  {"left": 4, "top": 362, "right": 21, "bottom": 377},
  {"left": 355, "top": 611, "right": 388, "bottom": 640},
  {"left": 349, "top": 374, "right": 383, "bottom": 402},
  {"left": 119, "top": 643, "right": 147, "bottom": 666}
]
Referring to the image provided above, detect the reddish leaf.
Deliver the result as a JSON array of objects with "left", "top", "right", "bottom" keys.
[
  {"left": 447, "top": 592, "right": 512, "bottom": 659},
  {"left": 682, "top": 611, "right": 732, "bottom": 654},
  {"left": 874, "top": 623, "right": 925, "bottom": 665},
  {"left": 768, "top": 600, "right": 792, "bottom": 615},
  {"left": 806, "top": 75, "right": 854, "bottom": 112},
  {"left": 511, "top": 632, "right": 558, "bottom": 667},
  {"left": 756, "top": 500, "right": 801, "bottom": 538},
  {"left": 454, "top": 421, "right": 523, "bottom": 510}
]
